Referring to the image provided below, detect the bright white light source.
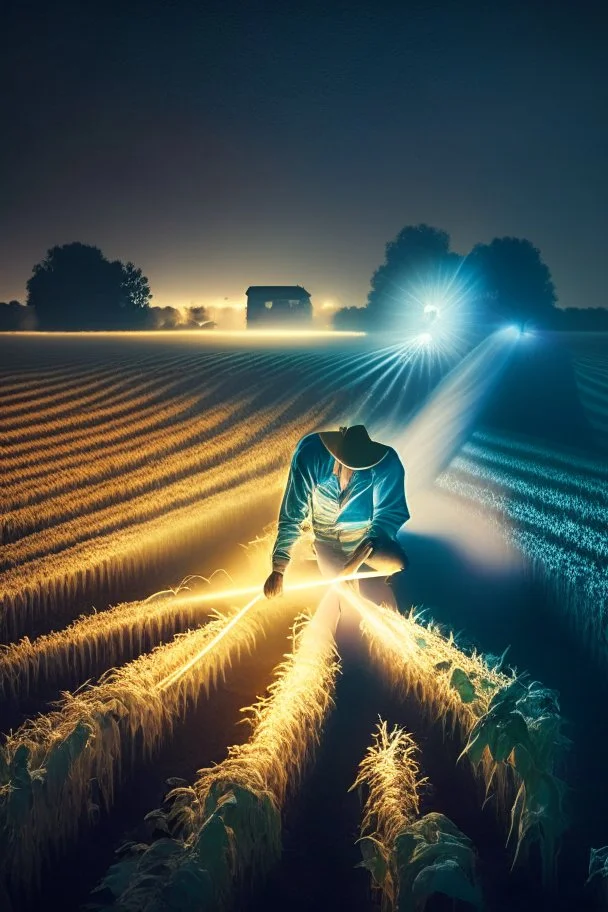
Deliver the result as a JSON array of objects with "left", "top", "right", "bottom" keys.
[
  {"left": 506, "top": 325, "right": 521, "bottom": 336},
  {"left": 423, "top": 303, "right": 440, "bottom": 322},
  {"left": 417, "top": 332, "right": 433, "bottom": 345}
]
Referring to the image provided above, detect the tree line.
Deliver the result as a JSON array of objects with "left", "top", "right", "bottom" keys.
[
  {"left": 1, "top": 230, "right": 606, "bottom": 332},
  {"left": 0, "top": 243, "right": 213, "bottom": 331},
  {"left": 333, "top": 224, "right": 608, "bottom": 333}
]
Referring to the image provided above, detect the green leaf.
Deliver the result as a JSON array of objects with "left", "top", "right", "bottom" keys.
[
  {"left": 93, "top": 858, "right": 140, "bottom": 898},
  {"left": 587, "top": 846, "right": 608, "bottom": 885},
  {"left": 161, "top": 862, "right": 214, "bottom": 910},
  {"left": 357, "top": 835, "right": 389, "bottom": 885},
  {"left": 194, "top": 810, "right": 232, "bottom": 892},
  {"left": 410, "top": 859, "right": 482, "bottom": 909},
  {"left": 449, "top": 668, "right": 477, "bottom": 703}
]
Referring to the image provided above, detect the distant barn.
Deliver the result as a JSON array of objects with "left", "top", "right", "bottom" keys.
[{"left": 246, "top": 286, "right": 312, "bottom": 327}]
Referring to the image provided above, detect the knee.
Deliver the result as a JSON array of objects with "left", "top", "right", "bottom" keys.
[{"left": 369, "top": 538, "right": 409, "bottom": 574}]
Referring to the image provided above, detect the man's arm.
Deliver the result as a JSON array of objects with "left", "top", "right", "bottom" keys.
[
  {"left": 369, "top": 451, "right": 409, "bottom": 543},
  {"left": 270, "top": 441, "right": 313, "bottom": 574},
  {"left": 341, "top": 451, "right": 409, "bottom": 577}
]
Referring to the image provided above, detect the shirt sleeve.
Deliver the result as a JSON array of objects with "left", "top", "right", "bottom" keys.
[
  {"left": 369, "top": 451, "right": 410, "bottom": 543},
  {"left": 271, "top": 439, "right": 314, "bottom": 572}
]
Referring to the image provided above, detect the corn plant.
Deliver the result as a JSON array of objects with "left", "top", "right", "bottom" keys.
[
  {"left": 459, "top": 676, "right": 569, "bottom": 885},
  {"left": 352, "top": 720, "right": 482, "bottom": 911}
]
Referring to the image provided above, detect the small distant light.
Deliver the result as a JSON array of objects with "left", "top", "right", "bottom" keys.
[{"left": 423, "top": 303, "right": 440, "bottom": 320}]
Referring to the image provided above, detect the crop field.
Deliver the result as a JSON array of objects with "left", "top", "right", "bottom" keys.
[
  {"left": 0, "top": 331, "right": 606, "bottom": 912},
  {"left": 572, "top": 333, "right": 608, "bottom": 452}
]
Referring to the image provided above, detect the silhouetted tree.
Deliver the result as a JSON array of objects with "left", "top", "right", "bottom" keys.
[
  {"left": 366, "top": 224, "right": 462, "bottom": 329},
  {"left": 143, "top": 305, "right": 181, "bottom": 329},
  {"left": 333, "top": 305, "right": 368, "bottom": 332},
  {"left": 26, "top": 243, "right": 152, "bottom": 330},
  {"left": 0, "top": 300, "right": 37, "bottom": 330},
  {"left": 469, "top": 237, "right": 557, "bottom": 329},
  {"left": 120, "top": 262, "right": 152, "bottom": 313}
]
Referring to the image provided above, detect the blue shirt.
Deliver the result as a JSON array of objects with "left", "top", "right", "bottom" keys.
[{"left": 272, "top": 432, "right": 410, "bottom": 571}]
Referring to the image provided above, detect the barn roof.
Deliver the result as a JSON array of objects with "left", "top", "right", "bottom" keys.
[{"left": 246, "top": 285, "right": 311, "bottom": 297}]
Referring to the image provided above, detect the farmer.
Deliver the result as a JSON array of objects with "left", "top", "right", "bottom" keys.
[{"left": 264, "top": 424, "right": 410, "bottom": 598}]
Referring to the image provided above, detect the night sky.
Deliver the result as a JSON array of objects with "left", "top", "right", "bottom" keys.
[{"left": 2, "top": 0, "right": 606, "bottom": 315}]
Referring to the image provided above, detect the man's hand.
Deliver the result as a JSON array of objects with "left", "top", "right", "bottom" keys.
[
  {"left": 341, "top": 538, "right": 374, "bottom": 577},
  {"left": 264, "top": 570, "right": 284, "bottom": 599}
]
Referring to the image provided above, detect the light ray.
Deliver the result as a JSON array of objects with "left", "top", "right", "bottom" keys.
[{"left": 156, "top": 570, "right": 384, "bottom": 691}]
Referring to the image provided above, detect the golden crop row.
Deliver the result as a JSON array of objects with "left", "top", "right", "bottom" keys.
[
  {"left": 0, "top": 349, "right": 183, "bottom": 416},
  {"left": 2, "top": 395, "right": 250, "bottom": 515},
  {"left": 0, "top": 350, "right": 324, "bottom": 502},
  {"left": 0, "top": 402, "right": 338, "bottom": 637},
  {"left": 0, "top": 592, "right": 298, "bottom": 885},
  {"left": 0, "top": 355, "right": 122, "bottom": 400},
  {"left": 2, "top": 390, "right": 292, "bottom": 542},
  {"left": 0, "top": 348, "right": 314, "bottom": 461},
  {"left": 0, "top": 393, "right": 202, "bottom": 476},
  {"left": 2, "top": 396, "right": 333, "bottom": 570},
  {"left": 0, "top": 356, "right": 210, "bottom": 443}
]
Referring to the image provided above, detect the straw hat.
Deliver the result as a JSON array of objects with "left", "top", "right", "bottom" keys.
[{"left": 319, "top": 425, "right": 389, "bottom": 470}]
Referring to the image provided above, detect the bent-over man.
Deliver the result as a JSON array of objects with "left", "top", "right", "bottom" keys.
[{"left": 264, "top": 424, "right": 410, "bottom": 598}]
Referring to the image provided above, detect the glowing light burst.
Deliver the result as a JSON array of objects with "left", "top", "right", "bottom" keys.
[{"left": 389, "top": 262, "right": 482, "bottom": 363}]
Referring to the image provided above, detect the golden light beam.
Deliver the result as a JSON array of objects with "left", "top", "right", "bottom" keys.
[
  {"left": 159, "top": 569, "right": 385, "bottom": 612},
  {"left": 156, "top": 570, "right": 384, "bottom": 691},
  {"left": 157, "top": 593, "right": 263, "bottom": 691}
]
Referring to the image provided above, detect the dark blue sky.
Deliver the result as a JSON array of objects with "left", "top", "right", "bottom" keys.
[{"left": 1, "top": 0, "right": 606, "bottom": 312}]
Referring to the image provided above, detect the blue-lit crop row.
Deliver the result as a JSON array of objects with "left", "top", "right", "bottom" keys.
[
  {"left": 438, "top": 434, "right": 608, "bottom": 659},
  {"left": 573, "top": 350, "right": 608, "bottom": 447},
  {"left": 450, "top": 453, "right": 608, "bottom": 536}
]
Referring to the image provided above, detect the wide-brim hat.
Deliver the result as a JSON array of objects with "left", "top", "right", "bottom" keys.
[{"left": 319, "top": 425, "right": 389, "bottom": 470}]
